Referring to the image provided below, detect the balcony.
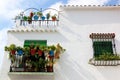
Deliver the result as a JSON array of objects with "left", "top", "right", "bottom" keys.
[
  {"left": 14, "top": 8, "right": 60, "bottom": 28},
  {"left": 5, "top": 43, "right": 66, "bottom": 80}
]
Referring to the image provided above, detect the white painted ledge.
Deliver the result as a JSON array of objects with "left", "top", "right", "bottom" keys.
[
  {"left": 89, "top": 59, "right": 120, "bottom": 66},
  {"left": 8, "top": 72, "right": 54, "bottom": 80}
]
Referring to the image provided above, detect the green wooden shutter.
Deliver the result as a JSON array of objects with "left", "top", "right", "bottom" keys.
[
  {"left": 93, "top": 41, "right": 113, "bottom": 57},
  {"left": 24, "top": 40, "right": 47, "bottom": 47}
]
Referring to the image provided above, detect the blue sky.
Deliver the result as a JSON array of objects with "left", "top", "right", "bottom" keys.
[
  {"left": 0, "top": 0, "right": 68, "bottom": 29},
  {"left": 0, "top": 0, "right": 119, "bottom": 70},
  {"left": 0, "top": 0, "right": 118, "bottom": 30}
]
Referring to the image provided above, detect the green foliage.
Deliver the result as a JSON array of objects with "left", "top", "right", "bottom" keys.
[
  {"left": 37, "top": 12, "right": 43, "bottom": 17},
  {"left": 48, "top": 45, "right": 56, "bottom": 51},
  {"left": 5, "top": 43, "right": 66, "bottom": 72},
  {"left": 39, "top": 58, "right": 46, "bottom": 68},
  {"left": 23, "top": 47, "right": 30, "bottom": 56},
  {"left": 46, "top": 12, "right": 50, "bottom": 20},
  {"left": 27, "top": 16, "right": 31, "bottom": 20},
  {"left": 4, "top": 46, "right": 9, "bottom": 51},
  {"left": 16, "top": 46, "right": 23, "bottom": 50},
  {"left": 5, "top": 44, "right": 16, "bottom": 51},
  {"left": 95, "top": 52, "right": 120, "bottom": 60},
  {"left": 23, "top": 16, "right": 28, "bottom": 20}
]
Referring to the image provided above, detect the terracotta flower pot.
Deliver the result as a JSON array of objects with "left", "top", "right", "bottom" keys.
[
  {"left": 46, "top": 66, "right": 53, "bottom": 72},
  {"left": 52, "top": 17, "right": 56, "bottom": 21}
]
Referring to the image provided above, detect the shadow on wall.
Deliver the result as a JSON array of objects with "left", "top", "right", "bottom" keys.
[
  {"left": 96, "top": 66, "right": 120, "bottom": 80},
  {"left": 8, "top": 32, "right": 69, "bottom": 44},
  {"left": 54, "top": 52, "right": 96, "bottom": 80},
  {"left": 114, "top": 39, "right": 120, "bottom": 54}
]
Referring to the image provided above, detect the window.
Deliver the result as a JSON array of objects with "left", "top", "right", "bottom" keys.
[
  {"left": 24, "top": 40, "right": 47, "bottom": 47},
  {"left": 93, "top": 41, "right": 113, "bottom": 57},
  {"left": 90, "top": 33, "right": 116, "bottom": 57}
]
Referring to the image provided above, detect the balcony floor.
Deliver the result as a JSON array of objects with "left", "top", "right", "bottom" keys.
[{"left": 8, "top": 72, "right": 54, "bottom": 80}]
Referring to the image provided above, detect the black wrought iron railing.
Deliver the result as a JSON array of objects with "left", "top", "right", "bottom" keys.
[
  {"left": 14, "top": 7, "right": 60, "bottom": 28},
  {"left": 20, "top": 20, "right": 59, "bottom": 27},
  {"left": 9, "top": 55, "right": 54, "bottom": 72}
]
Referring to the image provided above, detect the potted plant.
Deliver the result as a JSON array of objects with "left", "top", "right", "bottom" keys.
[
  {"left": 46, "top": 60, "right": 53, "bottom": 72},
  {"left": 48, "top": 45, "right": 56, "bottom": 61},
  {"left": 28, "top": 16, "right": 32, "bottom": 24},
  {"left": 23, "top": 16, "right": 28, "bottom": 21},
  {"left": 23, "top": 47, "right": 30, "bottom": 57},
  {"left": 33, "top": 12, "right": 39, "bottom": 20},
  {"left": 41, "top": 16, "right": 45, "bottom": 20},
  {"left": 30, "top": 11, "right": 34, "bottom": 18},
  {"left": 46, "top": 12, "right": 50, "bottom": 20},
  {"left": 30, "top": 47, "right": 36, "bottom": 56},
  {"left": 39, "top": 58, "right": 46, "bottom": 72},
  {"left": 51, "top": 14, "right": 57, "bottom": 21},
  {"left": 16, "top": 46, "right": 24, "bottom": 67},
  {"left": 9, "top": 44, "right": 16, "bottom": 55},
  {"left": 5, "top": 44, "right": 17, "bottom": 65},
  {"left": 43, "top": 46, "right": 49, "bottom": 60},
  {"left": 37, "top": 11, "right": 43, "bottom": 18},
  {"left": 17, "top": 46, "right": 24, "bottom": 56},
  {"left": 37, "top": 46, "right": 43, "bottom": 56},
  {"left": 33, "top": 14, "right": 39, "bottom": 20},
  {"left": 31, "top": 61, "right": 39, "bottom": 72}
]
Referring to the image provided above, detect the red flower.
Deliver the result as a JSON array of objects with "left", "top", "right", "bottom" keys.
[
  {"left": 30, "top": 49, "right": 36, "bottom": 55},
  {"left": 38, "top": 50, "right": 43, "bottom": 56},
  {"left": 11, "top": 50, "right": 16, "bottom": 55}
]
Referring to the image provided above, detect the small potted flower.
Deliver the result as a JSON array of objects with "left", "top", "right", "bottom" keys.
[
  {"left": 51, "top": 14, "right": 57, "bottom": 21},
  {"left": 9, "top": 44, "right": 16, "bottom": 55},
  {"left": 37, "top": 11, "right": 43, "bottom": 18},
  {"left": 46, "top": 12, "right": 50, "bottom": 20},
  {"left": 23, "top": 16, "right": 28, "bottom": 21},
  {"left": 28, "top": 16, "right": 32, "bottom": 24},
  {"left": 46, "top": 60, "right": 53, "bottom": 72},
  {"left": 5, "top": 44, "right": 16, "bottom": 64},
  {"left": 33, "top": 12, "right": 39, "bottom": 20},
  {"left": 41, "top": 16, "right": 45, "bottom": 20}
]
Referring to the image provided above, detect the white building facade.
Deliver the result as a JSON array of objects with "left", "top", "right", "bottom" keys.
[{"left": 1, "top": 5, "right": 120, "bottom": 80}]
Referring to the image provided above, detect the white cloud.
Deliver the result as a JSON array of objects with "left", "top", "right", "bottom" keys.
[
  {"left": 49, "top": 1, "right": 64, "bottom": 11},
  {"left": 0, "top": 0, "right": 24, "bottom": 20},
  {"left": 67, "top": 0, "right": 108, "bottom": 5}
]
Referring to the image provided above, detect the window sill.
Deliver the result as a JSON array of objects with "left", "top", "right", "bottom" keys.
[{"left": 89, "top": 58, "right": 120, "bottom": 66}]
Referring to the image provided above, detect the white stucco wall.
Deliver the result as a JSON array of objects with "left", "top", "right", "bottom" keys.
[{"left": 1, "top": 6, "right": 120, "bottom": 80}]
